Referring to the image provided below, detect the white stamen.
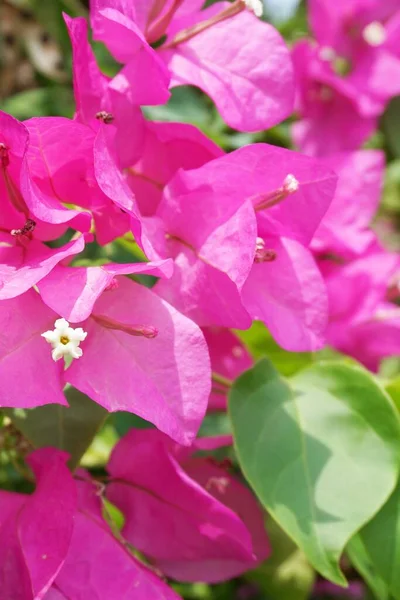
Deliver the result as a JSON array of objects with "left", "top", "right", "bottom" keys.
[
  {"left": 243, "top": 0, "right": 263, "bottom": 18},
  {"left": 283, "top": 174, "right": 299, "bottom": 194},
  {"left": 41, "top": 318, "right": 87, "bottom": 362},
  {"left": 362, "top": 21, "right": 387, "bottom": 46}
]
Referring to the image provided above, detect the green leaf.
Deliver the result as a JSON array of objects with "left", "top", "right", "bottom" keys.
[
  {"left": 353, "top": 481, "right": 400, "bottom": 599},
  {"left": 247, "top": 518, "right": 315, "bottom": 600},
  {"left": 347, "top": 535, "right": 389, "bottom": 600},
  {"left": 229, "top": 359, "right": 400, "bottom": 585},
  {"left": 5, "top": 387, "right": 107, "bottom": 469},
  {"left": 0, "top": 87, "right": 74, "bottom": 120},
  {"left": 237, "top": 321, "right": 313, "bottom": 376},
  {"left": 386, "top": 376, "right": 400, "bottom": 413}
]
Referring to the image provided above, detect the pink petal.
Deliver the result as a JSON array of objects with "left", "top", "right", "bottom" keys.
[
  {"left": 0, "top": 449, "right": 76, "bottom": 599},
  {"left": 51, "top": 480, "right": 181, "bottom": 600},
  {"left": 127, "top": 120, "right": 223, "bottom": 216},
  {"left": 67, "top": 276, "right": 211, "bottom": 444},
  {"left": 155, "top": 247, "right": 252, "bottom": 329},
  {"left": 38, "top": 260, "right": 173, "bottom": 322},
  {"left": 241, "top": 237, "right": 328, "bottom": 351},
  {"left": 312, "top": 150, "right": 384, "bottom": 257},
  {"left": 0, "top": 290, "right": 66, "bottom": 408},
  {"left": 0, "top": 234, "right": 85, "bottom": 300},
  {"left": 63, "top": 14, "right": 110, "bottom": 128},
  {"left": 160, "top": 3, "right": 294, "bottom": 131},
  {"left": 107, "top": 429, "right": 255, "bottom": 581}
]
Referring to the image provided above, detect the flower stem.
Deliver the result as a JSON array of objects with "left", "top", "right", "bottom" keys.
[{"left": 212, "top": 372, "right": 233, "bottom": 389}]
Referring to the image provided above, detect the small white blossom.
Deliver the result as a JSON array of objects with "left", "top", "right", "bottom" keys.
[
  {"left": 362, "top": 21, "right": 387, "bottom": 46},
  {"left": 243, "top": 0, "right": 263, "bottom": 18},
  {"left": 283, "top": 173, "right": 299, "bottom": 193},
  {"left": 41, "top": 318, "right": 87, "bottom": 362}
]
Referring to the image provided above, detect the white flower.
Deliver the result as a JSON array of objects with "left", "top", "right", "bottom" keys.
[
  {"left": 41, "top": 318, "right": 87, "bottom": 362},
  {"left": 243, "top": 0, "right": 263, "bottom": 18},
  {"left": 362, "top": 21, "right": 387, "bottom": 46}
]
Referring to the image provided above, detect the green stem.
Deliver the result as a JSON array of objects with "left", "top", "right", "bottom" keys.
[{"left": 212, "top": 372, "right": 233, "bottom": 389}]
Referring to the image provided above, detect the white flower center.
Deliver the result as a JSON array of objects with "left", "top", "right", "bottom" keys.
[
  {"left": 41, "top": 318, "right": 87, "bottom": 362},
  {"left": 362, "top": 21, "right": 387, "bottom": 46},
  {"left": 243, "top": 0, "right": 263, "bottom": 18}
]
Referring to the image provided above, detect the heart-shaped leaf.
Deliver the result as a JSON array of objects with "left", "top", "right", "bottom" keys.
[{"left": 229, "top": 359, "right": 400, "bottom": 584}]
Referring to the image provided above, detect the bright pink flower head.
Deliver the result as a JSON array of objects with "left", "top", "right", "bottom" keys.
[
  {"left": 107, "top": 429, "right": 270, "bottom": 582},
  {"left": 90, "top": 0, "right": 295, "bottom": 131},
  {"left": 291, "top": 41, "right": 378, "bottom": 155},
  {"left": 294, "top": 1, "right": 400, "bottom": 155},
  {"left": 0, "top": 448, "right": 181, "bottom": 599},
  {"left": 65, "top": 15, "right": 223, "bottom": 223},
  {"left": 0, "top": 111, "right": 92, "bottom": 299},
  {"left": 0, "top": 263, "right": 211, "bottom": 445},
  {"left": 147, "top": 143, "right": 337, "bottom": 351}
]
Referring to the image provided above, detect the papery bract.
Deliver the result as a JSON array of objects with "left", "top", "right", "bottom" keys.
[
  {"left": 152, "top": 144, "right": 337, "bottom": 350},
  {"left": 90, "top": 0, "right": 295, "bottom": 132},
  {"left": 291, "top": 41, "right": 377, "bottom": 155},
  {"left": 0, "top": 268, "right": 210, "bottom": 445},
  {"left": 311, "top": 150, "right": 384, "bottom": 258},
  {"left": 321, "top": 248, "right": 400, "bottom": 369},
  {"left": 0, "top": 448, "right": 77, "bottom": 599},
  {"left": 46, "top": 477, "right": 182, "bottom": 600},
  {"left": 107, "top": 429, "right": 269, "bottom": 582}
]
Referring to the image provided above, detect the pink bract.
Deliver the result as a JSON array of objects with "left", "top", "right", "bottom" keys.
[
  {"left": 107, "top": 429, "right": 270, "bottom": 582},
  {"left": 90, "top": 0, "right": 295, "bottom": 132}
]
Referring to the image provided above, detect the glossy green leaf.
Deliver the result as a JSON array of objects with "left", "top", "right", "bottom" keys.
[
  {"left": 354, "top": 481, "right": 400, "bottom": 599},
  {"left": 5, "top": 387, "right": 107, "bottom": 469},
  {"left": 347, "top": 535, "right": 389, "bottom": 600},
  {"left": 386, "top": 376, "right": 400, "bottom": 413},
  {"left": 229, "top": 359, "right": 400, "bottom": 585}
]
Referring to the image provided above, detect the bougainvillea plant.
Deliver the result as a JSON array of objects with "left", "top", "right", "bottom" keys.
[{"left": 0, "top": 0, "right": 400, "bottom": 598}]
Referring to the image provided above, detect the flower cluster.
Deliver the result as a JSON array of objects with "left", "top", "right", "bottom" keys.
[
  {"left": 0, "top": 0, "right": 399, "bottom": 597},
  {"left": 292, "top": 0, "right": 400, "bottom": 370}
]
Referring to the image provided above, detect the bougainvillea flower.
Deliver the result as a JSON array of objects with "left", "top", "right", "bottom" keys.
[
  {"left": 23, "top": 115, "right": 143, "bottom": 246},
  {"left": 204, "top": 327, "right": 252, "bottom": 411},
  {"left": 150, "top": 143, "right": 336, "bottom": 350},
  {"left": 0, "top": 448, "right": 77, "bottom": 599},
  {"left": 309, "top": 0, "right": 400, "bottom": 111},
  {"left": 0, "top": 268, "right": 210, "bottom": 444},
  {"left": 126, "top": 120, "right": 223, "bottom": 216},
  {"left": 0, "top": 449, "right": 181, "bottom": 600},
  {"left": 291, "top": 41, "right": 378, "bottom": 155},
  {"left": 90, "top": 0, "right": 294, "bottom": 132},
  {"left": 47, "top": 475, "right": 182, "bottom": 600},
  {"left": 107, "top": 429, "right": 270, "bottom": 582},
  {"left": 321, "top": 248, "right": 400, "bottom": 369},
  {"left": 311, "top": 150, "right": 384, "bottom": 258},
  {"left": 0, "top": 110, "right": 91, "bottom": 235},
  {"left": 65, "top": 14, "right": 224, "bottom": 215},
  {"left": 64, "top": 14, "right": 146, "bottom": 170}
]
